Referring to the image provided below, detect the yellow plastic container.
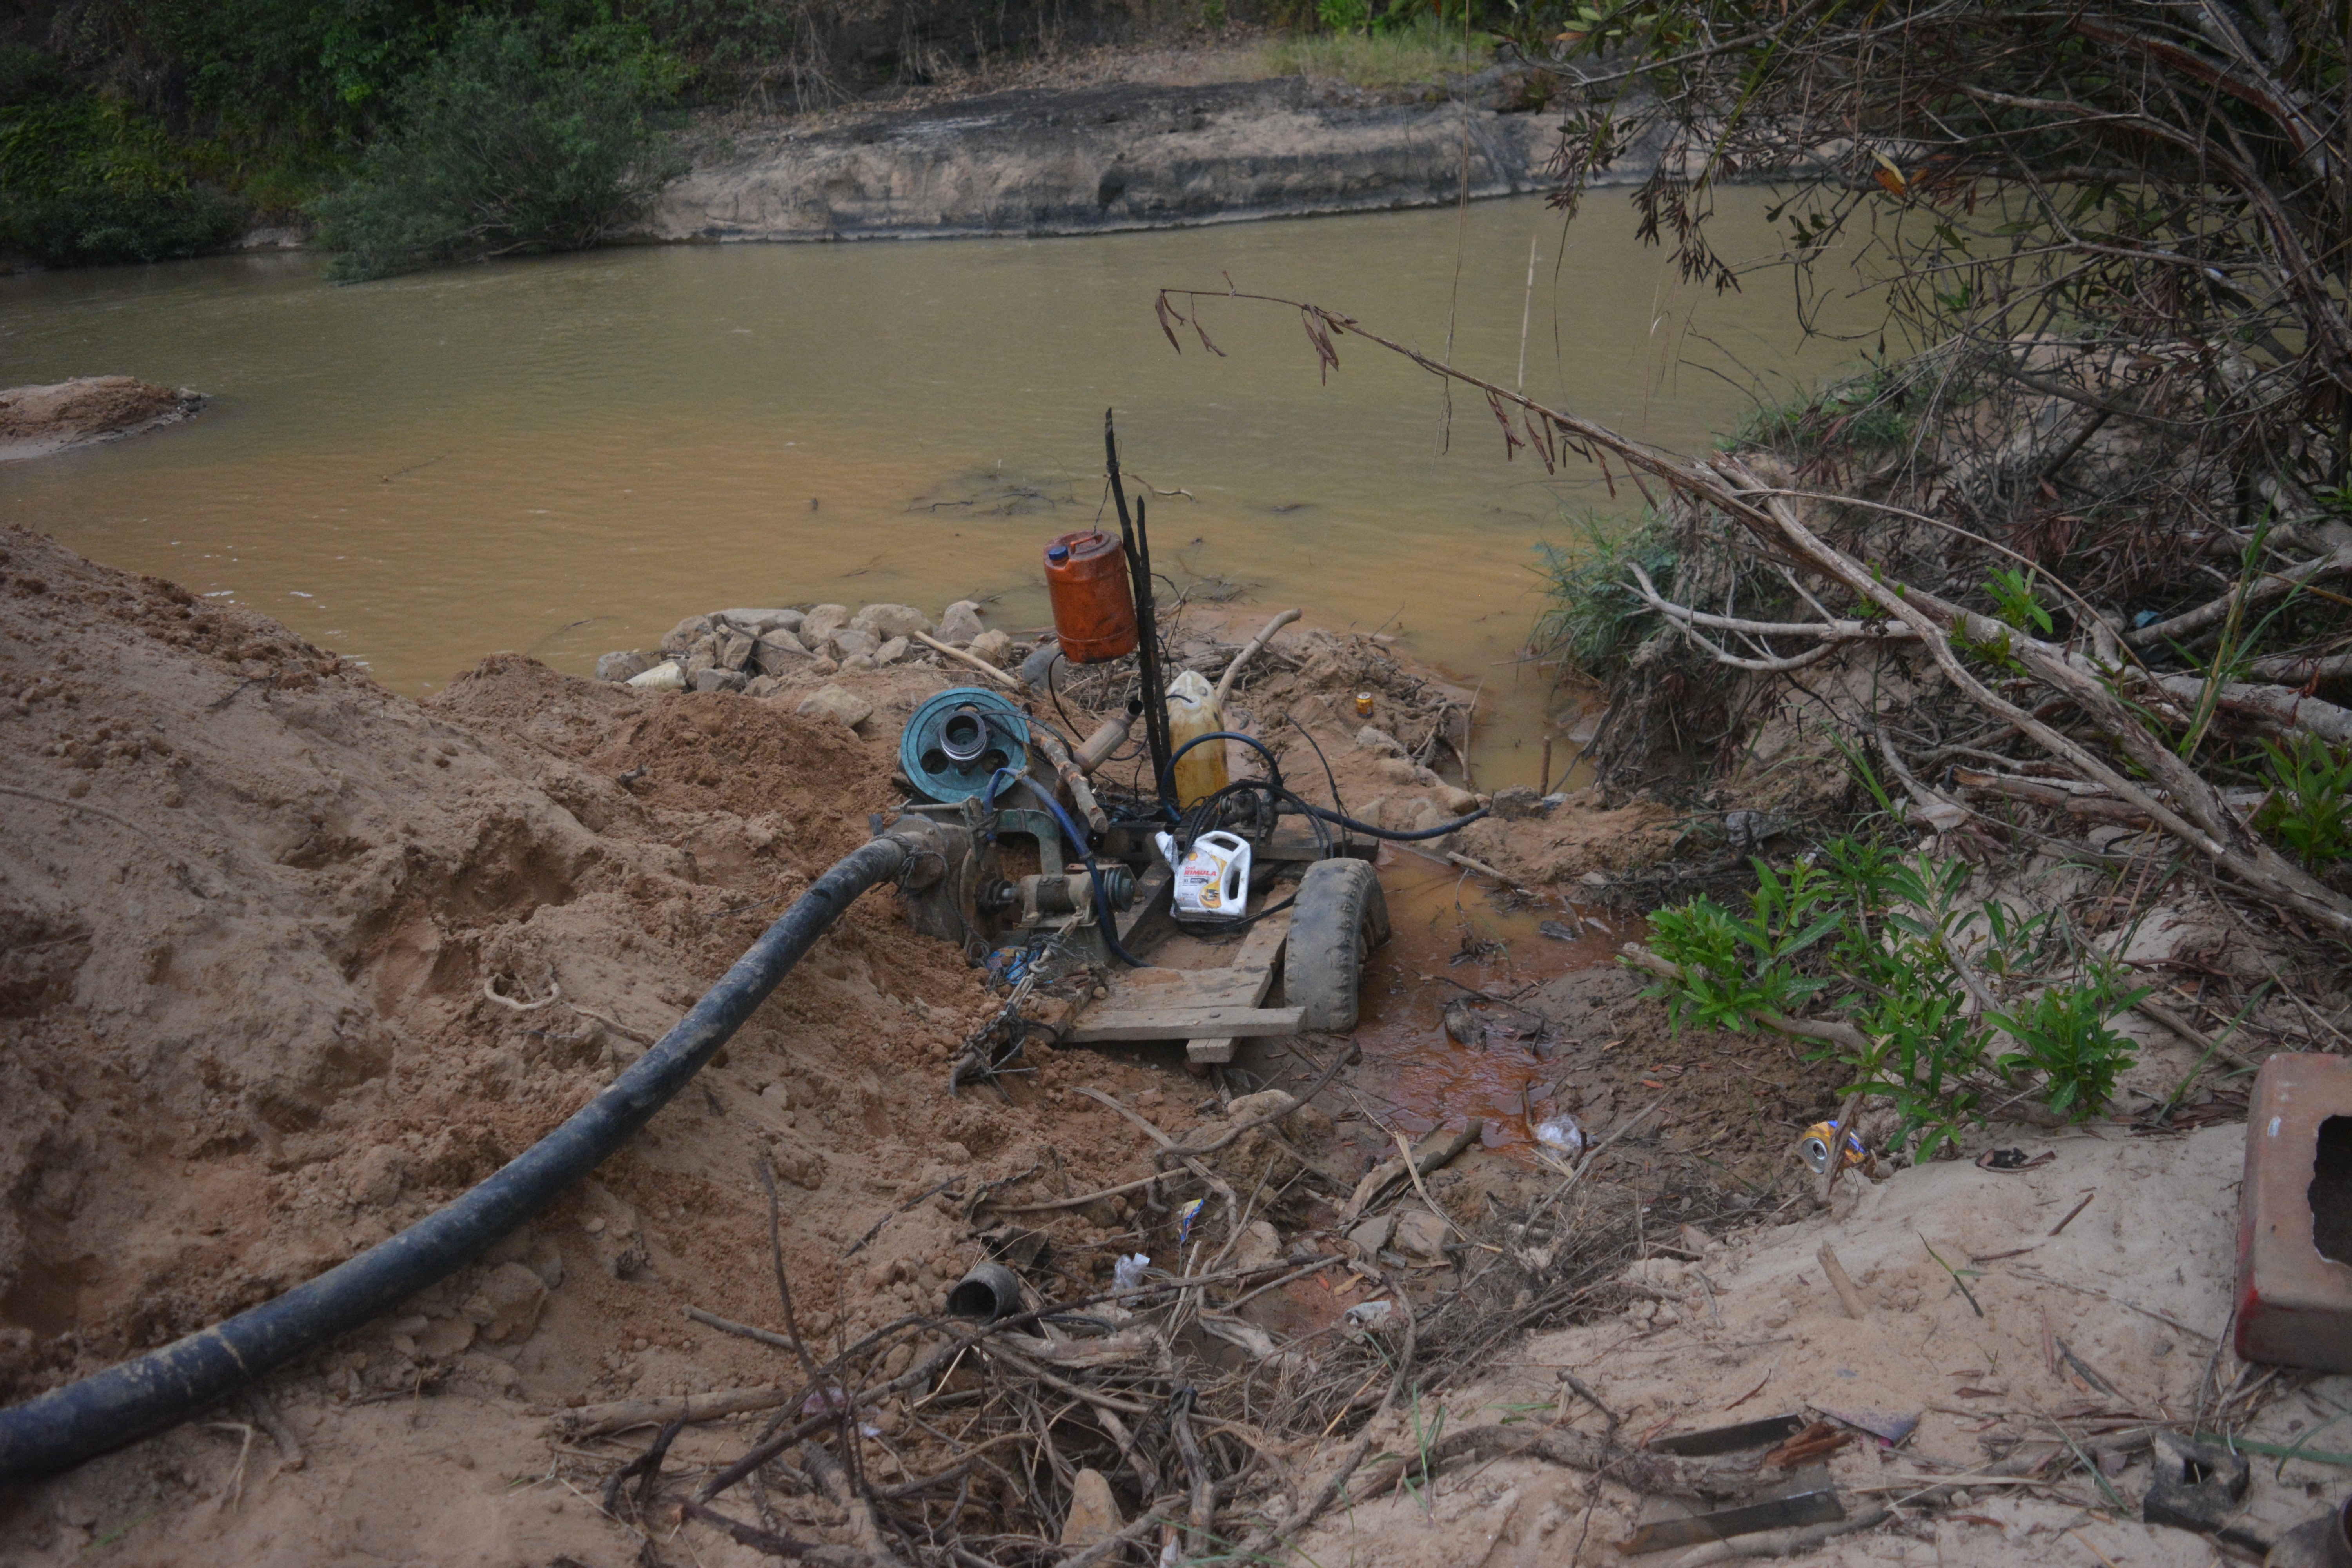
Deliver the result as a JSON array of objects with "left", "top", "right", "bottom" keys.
[{"left": 1165, "top": 670, "right": 1230, "bottom": 808}]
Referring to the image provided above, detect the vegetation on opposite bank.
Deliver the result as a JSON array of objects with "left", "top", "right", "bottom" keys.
[{"left": 0, "top": 0, "right": 1529, "bottom": 277}]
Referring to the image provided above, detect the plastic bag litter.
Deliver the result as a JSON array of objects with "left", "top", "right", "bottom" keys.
[
  {"left": 1535, "top": 1114, "right": 1586, "bottom": 1156},
  {"left": 1112, "top": 1254, "right": 1152, "bottom": 1292}
]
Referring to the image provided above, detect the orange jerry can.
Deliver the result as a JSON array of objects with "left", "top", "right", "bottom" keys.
[{"left": 1044, "top": 530, "right": 1138, "bottom": 664}]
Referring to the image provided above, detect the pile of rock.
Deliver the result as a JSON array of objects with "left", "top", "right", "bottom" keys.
[{"left": 596, "top": 599, "right": 1012, "bottom": 696}]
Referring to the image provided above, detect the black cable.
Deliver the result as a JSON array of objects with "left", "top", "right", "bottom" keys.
[
  {"left": 1045, "top": 655, "right": 1082, "bottom": 740},
  {"left": 1284, "top": 712, "right": 1351, "bottom": 823}
]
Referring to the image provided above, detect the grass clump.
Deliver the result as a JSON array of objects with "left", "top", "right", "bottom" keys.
[
  {"left": 1531, "top": 507, "right": 1675, "bottom": 681},
  {"left": 1259, "top": 15, "right": 1493, "bottom": 85},
  {"left": 310, "top": 16, "right": 686, "bottom": 283},
  {"left": 1728, "top": 365, "right": 1910, "bottom": 458}
]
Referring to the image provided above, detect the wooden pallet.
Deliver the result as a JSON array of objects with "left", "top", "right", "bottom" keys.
[
  {"left": 1063, "top": 909, "right": 1299, "bottom": 1049},
  {"left": 1184, "top": 909, "right": 1292, "bottom": 1066}
]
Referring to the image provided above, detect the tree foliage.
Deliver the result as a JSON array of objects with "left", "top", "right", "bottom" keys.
[
  {"left": 1545, "top": 1, "right": 2352, "bottom": 555},
  {"left": 0, "top": 45, "right": 243, "bottom": 264},
  {"left": 308, "top": 15, "right": 686, "bottom": 281}
]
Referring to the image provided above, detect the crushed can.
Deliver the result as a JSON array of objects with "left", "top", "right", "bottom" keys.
[{"left": 1799, "top": 1120, "right": 1866, "bottom": 1175}]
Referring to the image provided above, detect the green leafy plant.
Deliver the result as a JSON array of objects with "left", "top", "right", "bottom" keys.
[
  {"left": 2257, "top": 733, "right": 2352, "bottom": 869},
  {"left": 1639, "top": 835, "right": 2143, "bottom": 1156},
  {"left": 1984, "top": 567, "right": 2052, "bottom": 635},
  {"left": 1316, "top": 0, "right": 1374, "bottom": 32},
  {"left": 1992, "top": 964, "right": 2145, "bottom": 1119},
  {"left": 309, "top": 16, "right": 687, "bottom": 282}
]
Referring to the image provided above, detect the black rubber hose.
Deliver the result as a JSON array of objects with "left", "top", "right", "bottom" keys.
[
  {"left": 0, "top": 834, "right": 913, "bottom": 1486},
  {"left": 1158, "top": 731, "right": 1490, "bottom": 842}
]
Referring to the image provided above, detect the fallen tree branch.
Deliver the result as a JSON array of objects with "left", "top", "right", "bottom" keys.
[
  {"left": 2123, "top": 542, "right": 2352, "bottom": 649},
  {"left": 1345, "top": 1422, "right": 1759, "bottom": 1503},
  {"left": 2144, "top": 671, "right": 2352, "bottom": 744},
  {"left": 911, "top": 630, "right": 1024, "bottom": 689}
]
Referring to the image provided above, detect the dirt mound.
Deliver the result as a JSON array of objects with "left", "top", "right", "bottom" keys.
[
  {"left": 0, "top": 525, "right": 1215, "bottom": 1563},
  {"left": 0, "top": 378, "right": 204, "bottom": 461}
]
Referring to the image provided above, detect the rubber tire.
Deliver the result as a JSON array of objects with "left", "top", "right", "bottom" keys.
[{"left": 1283, "top": 857, "right": 1390, "bottom": 1033}]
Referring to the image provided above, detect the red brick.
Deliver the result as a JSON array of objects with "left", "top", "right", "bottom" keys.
[{"left": 2238, "top": 1053, "right": 2352, "bottom": 1371}]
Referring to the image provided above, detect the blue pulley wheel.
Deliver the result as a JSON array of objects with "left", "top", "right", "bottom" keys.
[{"left": 900, "top": 687, "right": 1032, "bottom": 803}]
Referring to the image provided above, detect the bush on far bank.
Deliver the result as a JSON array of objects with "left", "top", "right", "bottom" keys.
[
  {"left": 0, "top": 47, "right": 245, "bottom": 266},
  {"left": 309, "top": 16, "right": 687, "bottom": 282}
]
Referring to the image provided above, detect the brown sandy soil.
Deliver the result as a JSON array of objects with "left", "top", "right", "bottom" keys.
[
  {"left": 0, "top": 379, "right": 205, "bottom": 463},
  {"left": 0, "top": 535, "right": 2259, "bottom": 1568},
  {"left": 1292, "top": 1122, "right": 2347, "bottom": 1568}
]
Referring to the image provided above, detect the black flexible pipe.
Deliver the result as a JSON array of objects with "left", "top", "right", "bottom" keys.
[{"left": 0, "top": 834, "right": 914, "bottom": 1486}]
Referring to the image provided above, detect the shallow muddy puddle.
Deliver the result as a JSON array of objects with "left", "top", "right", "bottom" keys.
[
  {"left": 0, "top": 190, "right": 1878, "bottom": 783},
  {"left": 1347, "top": 844, "right": 1637, "bottom": 1156}
]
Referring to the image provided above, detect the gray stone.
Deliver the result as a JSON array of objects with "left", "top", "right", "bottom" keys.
[
  {"left": 1225, "top": 1089, "right": 1298, "bottom": 1122},
  {"left": 465, "top": 1261, "right": 549, "bottom": 1345},
  {"left": 691, "top": 667, "right": 748, "bottom": 694},
  {"left": 1436, "top": 784, "right": 1480, "bottom": 817},
  {"left": 753, "top": 629, "right": 809, "bottom": 675},
  {"left": 661, "top": 613, "right": 713, "bottom": 655},
  {"left": 714, "top": 628, "right": 756, "bottom": 672},
  {"left": 595, "top": 650, "right": 657, "bottom": 683},
  {"left": 966, "top": 628, "right": 1013, "bottom": 668},
  {"left": 852, "top": 603, "right": 931, "bottom": 639},
  {"left": 801, "top": 603, "right": 852, "bottom": 645},
  {"left": 1347, "top": 1215, "right": 1394, "bottom": 1256},
  {"left": 719, "top": 608, "right": 799, "bottom": 635},
  {"left": 797, "top": 683, "right": 873, "bottom": 729},
  {"left": 626, "top": 661, "right": 686, "bottom": 691},
  {"left": 1391, "top": 1208, "right": 1448, "bottom": 1261},
  {"left": 937, "top": 600, "right": 985, "bottom": 646},
  {"left": 1231, "top": 1219, "right": 1282, "bottom": 1272},
  {"left": 1060, "top": 1468, "right": 1121, "bottom": 1549},
  {"left": 1489, "top": 784, "right": 1545, "bottom": 819},
  {"left": 1355, "top": 725, "right": 1405, "bottom": 755},
  {"left": 828, "top": 625, "right": 880, "bottom": 661},
  {"left": 744, "top": 674, "right": 782, "bottom": 699},
  {"left": 838, "top": 653, "right": 876, "bottom": 673},
  {"left": 1377, "top": 755, "right": 1434, "bottom": 787},
  {"left": 347, "top": 1145, "right": 405, "bottom": 1208},
  {"left": 873, "top": 635, "right": 909, "bottom": 666}
]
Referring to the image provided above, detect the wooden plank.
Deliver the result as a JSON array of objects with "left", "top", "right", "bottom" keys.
[
  {"left": 1187, "top": 911, "right": 1292, "bottom": 1066},
  {"left": 1066, "top": 1006, "right": 1303, "bottom": 1044}
]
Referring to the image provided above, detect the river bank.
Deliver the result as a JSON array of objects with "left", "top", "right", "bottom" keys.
[{"left": 637, "top": 65, "right": 1588, "bottom": 243}]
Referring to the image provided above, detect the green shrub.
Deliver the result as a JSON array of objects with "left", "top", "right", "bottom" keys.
[
  {"left": 2258, "top": 733, "right": 2352, "bottom": 869},
  {"left": 0, "top": 54, "right": 245, "bottom": 265},
  {"left": 1639, "top": 831, "right": 2143, "bottom": 1157},
  {"left": 310, "top": 16, "right": 686, "bottom": 282}
]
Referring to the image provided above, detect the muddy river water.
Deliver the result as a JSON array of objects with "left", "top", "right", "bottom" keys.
[{"left": 0, "top": 189, "right": 1874, "bottom": 784}]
